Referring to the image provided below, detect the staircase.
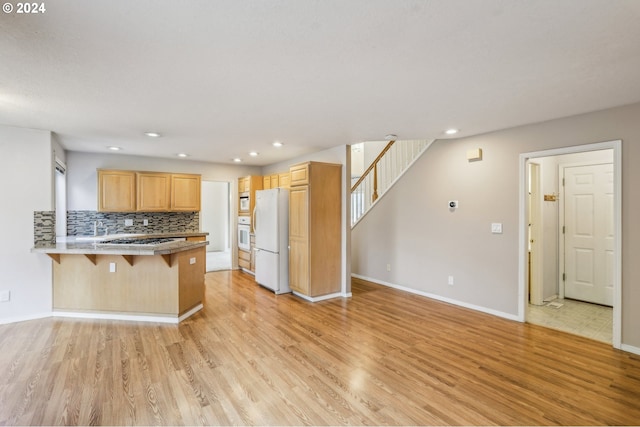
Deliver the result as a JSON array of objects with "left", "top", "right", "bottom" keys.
[{"left": 351, "top": 139, "right": 433, "bottom": 226}]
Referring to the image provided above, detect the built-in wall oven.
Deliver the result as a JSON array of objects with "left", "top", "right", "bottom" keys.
[{"left": 238, "top": 216, "right": 251, "bottom": 251}]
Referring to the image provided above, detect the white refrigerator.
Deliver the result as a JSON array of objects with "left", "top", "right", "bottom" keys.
[{"left": 254, "top": 188, "right": 291, "bottom": 294}]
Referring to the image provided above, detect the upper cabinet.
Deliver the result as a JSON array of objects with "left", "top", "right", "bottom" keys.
[
  {"left": 136, "top": 172, "right": 171, "bottom": 211},
  {"left": 289, "top": 163, "right": 309, "bottom": 186},
  {"left": 98, "top": 169, "right": 201, "bottom": 212},
  {"left": 278, "top": 172, "right": 290, "bottom": 189},
  {"left": 237, "top": 175, "right": 262, "bottom": 214},
  {"left": 262, "top": 172, "right": 290, "bottom": 190},
  {"left": 98, "top": 170, "right": 136, "bottom": 212},
  {"left": 171, "top": 173, "right": 201, "bottom": 211}
]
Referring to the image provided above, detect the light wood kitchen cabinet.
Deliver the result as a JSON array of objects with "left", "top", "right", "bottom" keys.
[
  {"left": 238, "top": 176, "right": 250, "bottom": 193},
  {"left": 99, "top": 169, "right": 201, "bottom": 212},
  {"left": 278, "top": 172, "right": 290, "bottom": 188},
  {"left": 237, "top": 175, "right": 263, "bottom": 219},
  {"left": 238, "top": 248, "right": 251, "bottom": 270},
  {"left": 250, "top": 234, "right": 256, "bottom": 272},
  {"left": 288, "top": 161, "right": 342, "bottom": 298},
  {"left": 171, "top": 173, "right": 201, "bottom": 211},
  {"left": 136, "top": 172, "right": 171, "bottom": 211},
  {"left": 263, "top": 172, "right": 288, "bottom": 189},
  {"left": 269, "top": 174, "right": 279, "bottom": 188},
  {"left": 98, "top": 170, "right": 136, "bottom": 212}
]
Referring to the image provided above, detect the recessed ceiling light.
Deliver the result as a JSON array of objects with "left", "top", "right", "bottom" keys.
[
  {"left": 232, "top": 158, "right": 242, "bottom": 163},
  {"left": 177, "top": 153, "right": 189, "bottom": 158},
  {"left": 445, "top": 129, "right": 459, "bottom": 135},
  {"left": 249, "top": 151, "right": 259, "bottom": 157},
  {"left": 107, "top": 146, "right": 121, "bottom": 151},
  {"left": 144, "top": 132, "right": 161, "bottom": 138},
  {"left": 272, "top": 141, "right": 283, "bottom": 147}
]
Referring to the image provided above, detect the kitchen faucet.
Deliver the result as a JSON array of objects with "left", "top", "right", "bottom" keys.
[{"left": 93, "top": 221, "right": 106, "bottom": 236}]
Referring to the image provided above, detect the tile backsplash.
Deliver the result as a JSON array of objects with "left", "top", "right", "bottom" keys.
[
  {"left": 66, "top": 210, "right": 200, "bottom": 236},
  {"left": 34, "top": 211, "right": 56, "bottom": 246}
]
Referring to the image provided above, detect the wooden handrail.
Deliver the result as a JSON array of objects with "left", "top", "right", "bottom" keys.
[{"left": 350, "top": 140, "right": 395, "bottom": 192}]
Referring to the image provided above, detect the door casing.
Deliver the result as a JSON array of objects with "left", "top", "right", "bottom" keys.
[{"left": 518, "top": 140, "right": 621, "bottom": 349}]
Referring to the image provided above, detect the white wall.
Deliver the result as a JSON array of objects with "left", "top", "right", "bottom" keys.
[
  {"left": 0, "top": 125, "right": 54, "bottom": 323},
  {"left": 352, "top": 101, "right": 640, "bottom": 349},
  {"left": 263, "top": 145, "right": 352, "bottom": 295},
  {"left": 201, "top": 181, "right": 230, "bottom": 251}
]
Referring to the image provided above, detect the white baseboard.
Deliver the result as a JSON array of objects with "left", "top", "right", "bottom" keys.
[
  {"left": 53, "top": 304, "right": 203, "bottom": 324},
  {"left": 352, "top": 274, "right": 520, "bottom": 322},
  {"left": 292, "top": 291, "right": 345, "bottom": 303},
  {"left": 0, "top": 312, "right": 52, "bottom": 325},
  {"left": 621, "top": 344, "right": 640, "bottom": 356}
]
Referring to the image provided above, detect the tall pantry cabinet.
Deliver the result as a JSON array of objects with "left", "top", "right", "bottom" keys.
[{"left": 288, "top": 161, "right": 342, "bottom": 299}]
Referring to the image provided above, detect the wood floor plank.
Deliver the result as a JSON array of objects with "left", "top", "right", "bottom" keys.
[{"left": 1, "top": 270, "right": 640, "bottom": 425}]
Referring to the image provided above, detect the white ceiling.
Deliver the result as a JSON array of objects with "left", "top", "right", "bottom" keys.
[{"left": 1, "top": 0, "right": 640, "bottom": 166}]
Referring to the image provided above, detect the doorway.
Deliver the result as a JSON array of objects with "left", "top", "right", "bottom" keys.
[
  {"left": 201, "top": 181, "right": 232, "bottom": 271},
  {"left": 519, "top": 141, "right": 621, "bottom": 349}
]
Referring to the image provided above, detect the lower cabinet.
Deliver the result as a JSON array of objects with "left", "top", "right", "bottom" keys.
[
  {"left": 238, "top": 248, "right": 251, "bottom": 270},
  {"left": 250, "top": 234, "right": 256, "bottom": 272}
]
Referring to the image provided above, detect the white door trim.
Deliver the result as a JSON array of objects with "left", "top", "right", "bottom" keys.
[
  {"left": 518, "top": 140, "right": 622, "bottom": 349},
  {"left": 528, "top": 162, "right": 544, "bottom": 306}
]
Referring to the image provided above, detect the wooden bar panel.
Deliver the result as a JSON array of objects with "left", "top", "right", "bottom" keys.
[{"left": 52, "top": 247, "right": 205, "bottom": 316}]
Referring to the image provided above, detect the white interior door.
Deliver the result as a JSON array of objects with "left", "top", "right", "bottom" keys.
[{"left": 564, "top": 163, "right": 614, "bottom": 306}]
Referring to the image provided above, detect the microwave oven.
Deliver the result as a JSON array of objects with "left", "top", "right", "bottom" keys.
[{"left": 239, "top": 193, "right": 249, "bottom": 212}]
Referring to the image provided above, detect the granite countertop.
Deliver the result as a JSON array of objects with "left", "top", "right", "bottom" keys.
[{"left": 31, "top": 232, "right": 209, "bottom": 256}]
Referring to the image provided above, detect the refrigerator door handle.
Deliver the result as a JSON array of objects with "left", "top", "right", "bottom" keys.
[{"left": 252, "top": 205, "right": 257, "bottom": 232}]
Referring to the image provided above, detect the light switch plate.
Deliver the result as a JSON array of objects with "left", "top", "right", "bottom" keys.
[
  {"left": 124, "top": 219, "right": 133, "bottom": 226},
  {"left": 0, "top": 290, "right": 10, "bottom": 302},
  {"left": 190, "top": 257, "right": 196, "bottom": 265},
  {"left": 491, "top": 223, "right": 503, "bottom": 234},
  {"left": 109, "top": 262, "right": 117, "bottom": 273}
]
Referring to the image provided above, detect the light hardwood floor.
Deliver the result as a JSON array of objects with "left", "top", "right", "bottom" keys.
[{"left": 1, "top": 272, "right": 640, "bottom": 425}]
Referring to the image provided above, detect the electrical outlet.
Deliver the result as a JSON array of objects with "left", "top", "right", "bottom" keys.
[
  {"left": 124, "top": 219, "right": 133, "bottom": 226},
  {"left": 0, "top": 290, "right": 10, "bottom": 302},
  {"left": 190, "top": 257, "right": 196, "bottom": 265},
  {"left": 109, "top": 262, "right": 116, "bottom": 273},
  {"left": 448, "top": 276, "right": 454, "bottom": 286},
  {"left": 143, "top": 219, "right": 149, "bottom": 226},
  {"left": 387, "top": 264, "right": 391, "bottom": 271}
]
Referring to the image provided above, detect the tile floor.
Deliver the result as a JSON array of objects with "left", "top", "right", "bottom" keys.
[
  {"left": 528, "top": 298, "right": 612, "bottom": 344},
  {"left": 205, "top": 250, "right": 231, "bottom": 272}
]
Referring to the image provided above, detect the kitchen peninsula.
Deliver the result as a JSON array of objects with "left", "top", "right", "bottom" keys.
[{"left": 32, "top": 233, "right": 208, "bottom": 323}]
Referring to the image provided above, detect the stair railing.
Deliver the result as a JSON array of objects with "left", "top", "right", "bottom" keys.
[{"left": 351, "top": 139, "right": 433, "bottom": 226}]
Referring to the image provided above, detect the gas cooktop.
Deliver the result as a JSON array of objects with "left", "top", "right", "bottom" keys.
[{"left": 98, "top": 237, "right": 183, "bottom": 246}]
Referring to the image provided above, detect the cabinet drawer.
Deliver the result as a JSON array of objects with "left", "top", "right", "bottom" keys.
[
  {"left": 238, "top": 249, "right": 250, "bottom": 262},
  {"left": 238, "top": 258, "right": 250, "bottom": 269},
  {"left": 289, "top": 164, "right": 309, "bottom": 186}
]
